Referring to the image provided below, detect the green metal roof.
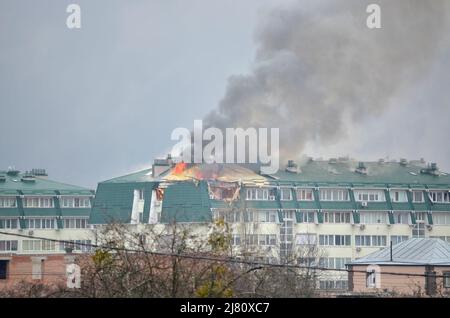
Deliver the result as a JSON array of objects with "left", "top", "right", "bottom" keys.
[
  {"left": 270, "top": 160, "right": 450, "bottom": 187},
  {"left": 23, "top": 208, "right": 59, "bottom": 217},
  {"left": 160, "top": 181, "right": 212, "bottom": 223},
  {"left": 0, "top": 171, "right": 93, "bottom": 196},
  {"left": 101, "top": 168, "right": 155, "bottom": 184},
  {"left": 91, "top": 182, "right": 144, "bottom": 224},
  {"left": 60, "top": 208, "right": 91, "bottom": 217}
]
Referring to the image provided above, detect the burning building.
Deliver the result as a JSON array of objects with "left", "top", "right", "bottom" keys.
[{"left": 89, "top": 156, "right": 450, "bottom": 292}]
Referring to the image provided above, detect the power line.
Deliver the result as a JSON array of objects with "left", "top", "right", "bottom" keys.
[{"left": 0, "top": 230, "right": 448, "bottom": 279}]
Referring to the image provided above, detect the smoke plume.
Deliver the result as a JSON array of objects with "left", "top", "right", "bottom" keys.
[{"left": 204, "top": 0, "right": 450, "bottom": 163}]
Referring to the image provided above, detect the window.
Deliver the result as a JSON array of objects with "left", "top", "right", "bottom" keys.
[
  {"left": 280, "top": 188, "right": 292, "bottom": 200},
  {"left": 231, "top": 235, "right": 241, "bottom": 246},
  {"left": 259, "top": 210, "right": 278, "bottom": 223},
  {"left": 296, "top": 189, "right": 314, "bottom": 201},
  {"left": 297, "top": 211, "right": 315, "bottom": 223},
  {"left": 433, "top": 213, "right": 450, "bottom": 225},
  {"left": 138, "top": 189, "right": 144, "bottom": 200},
  {"left": 59, "top": 240, "right": 92, "bottom": 252},
  {"left": 22, "top": 240, "right": 40, "bottom": 251},
  {"left": 319, "top": 257, "right": 351, "bottom": 269},
  {"left": 258, "top": 234, "right": 277, "bottom": 246},
  {"left": 430, "top": 191, "right": 450, "bottom": 203},
  {"left": 297, "top": 257, "right": 316, "bottom": 267},
  {"left": 355, "top": 235, "right": 387, "bottom": 247},
  {"left": 0, "top": 260, "right": 8, "bottom": 280},
  {"left": 228, "top": 211, "right": 241, "bottom": 223},
  {"left": 354, "top": 190, "right": 385, "bottom": 202},
  {"left": 394, "top": 212, "right": 409, "bottom": 224},
  {"left": 23, "top": 240, "right": 56, "bottom": 251},
  {"left": 413, "top": 191, "right": 424, "bottom": 203},
  {"left": 0, "top": 218, "right": 18, "bottom": 229},
  {"left": 63, "top": 218, "right": 88, "bottom": 229},
  {"left": 0, "top": 240, "right": 18, "bottom": 251},
  {"left": 318, "top": 235, "right": 351, "bottom": 246},
  {"left": 367, "top": 270, "right": 377, "bottom": 288},
  {"left": 296, "top": 234, "right": 317, "bottom": 245},
  {"left": 324, "top": 211, "right": 351, "bottom": 223},
  {"left": 319, "top": 189, "right": 349, "bottom": 201},
  {"left": 319, "top": 280, "right": 348, "bottom": 290},
  {"left": 0, "top": 197, "right": 16, "bottom": 208},
  {"left": 245, "top": 188, "right": 275, "bottom": 200},
  {"left": 412, "top": 222, "right": 425, "bottom": 238},
  {"left": 444, "top": 272, "right": 450, "bottom": 288},
  {"left": 244, "top": 234, "right": 259, "bottom": 246},
  {"left": 243, "top": 210, "right": 278, "bottom": 223},
  {"left": 391, "top": 190, "right": 407, "bottom": 203},
  {"left": 23, "top": 197, "right": 54, "bottom": 208},
  {"left": 390, "top": 235, "right": 409, "bottom": 245},
  {"left": 360, "top": 212, "right": 387, "bottom": 224},
  {"left": 61, "top": 197, "right": 90, "bottom": 208},
  {"left": 26, "top": 218, "right": 56, "bottom": 229}
]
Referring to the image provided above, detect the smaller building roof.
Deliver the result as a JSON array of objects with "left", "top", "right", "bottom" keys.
[
  {"left": 0, "top": 170, "right": 93, "bottom": 196},
  {"left": 349, "top": 238, "right": 450, "bottom": 266}
]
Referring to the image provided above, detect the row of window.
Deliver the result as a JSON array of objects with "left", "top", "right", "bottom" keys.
[
  {"left": 295, "top": 234, "right": 409, "bottom": 246},
  {"left": 0, "top": 218, "right": 89, "bottom": 229},
  {"left": 0, "top": 240, "right": 18, "bottom": 251},
  {"left": 231, "top": 234, "right": 277, "bottom": 246},
  {"left": 244, "top": 188, "right": 449, "bottom": 203},
  {"left": 355, "top": 235, "right": 387, "bottom": 247},
  {"left": 0, "top": 240, "right": 92, "bottom": 252},
  {"left": 319, "top": 235, "right": 352, "bottom": 246},
  {"left": 214, "top": 210, "right": 278, "bottom": 223},
  {"left": 0, "top": 197, "right": 91, "bottom": 208},
  {"left": 213, "top": 210, "right": 450, "bottom": 225},
  {"left": 319, "top": 257, "right": 352, "bottom": 269},
  {"left": 61, "top": 197, "right": 91, "bottom": 208},
  {"left": 319, "top": 280, "right": 349, "bottom": 290},
  {"left": 0, "top": 197, "right": 16, "bottom": 208}
]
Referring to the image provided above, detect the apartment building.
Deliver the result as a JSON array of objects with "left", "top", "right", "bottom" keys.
[
  {"left": 90, "top": 157, "right": 450, "bottom": 290},
  {"left": 0, "top": 168, "right": 94, "bottom": 256}
]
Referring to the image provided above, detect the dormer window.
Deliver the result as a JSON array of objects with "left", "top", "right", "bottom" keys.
[
  {"left": 23, "top": 197, "right": 54, "bottom": 208},
  {"left": 391, "top": 190, "right": 407, "bottom": 203},
  {"left": 296, "top": 189, "right": 314, "bottom": 201},
  {"left": 61, "top": 197, "right": 91, "bottom": 208},
  {"left": 280, "top": 188, "right": 292, "bottom": 200},
  {"left": 412, "top": 191, "right": 424, "bottom": 202}
]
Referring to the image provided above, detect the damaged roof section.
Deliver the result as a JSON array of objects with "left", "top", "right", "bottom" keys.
[{"left": 163, "top": 162, "right": 268, "bottom": 184}]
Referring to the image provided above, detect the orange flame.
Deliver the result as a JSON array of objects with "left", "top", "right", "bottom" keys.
[{"left": 173, "top": 162, "right": 187, "bottom": 175}]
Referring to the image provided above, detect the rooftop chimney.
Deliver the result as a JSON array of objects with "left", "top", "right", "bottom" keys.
[
  {"left": 286, "top": 160, "right": 300, "bottom": 173},
  {"left": 152, "top": 154, "right": 174, "bottom": 177},
  {"left": 31, "top": 168, "right": 48, "bottom": 178},
  {"left": 420, "top": 163, "right": 440, "bottom": 176},
  {"left": 6, "top": 168, "right": 20, "bottom": 176},
  {"left": 355, "top": 162, "right": 367, "bottom": 175}
]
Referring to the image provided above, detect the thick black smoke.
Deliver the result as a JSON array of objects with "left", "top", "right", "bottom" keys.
[{"left": 205, "top": 0, "right": 450, "bottom": 164}]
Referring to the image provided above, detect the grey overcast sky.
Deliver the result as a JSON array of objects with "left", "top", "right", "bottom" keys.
[{"left": 1, "top": 0, "right": 450, "bottom": 189}]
